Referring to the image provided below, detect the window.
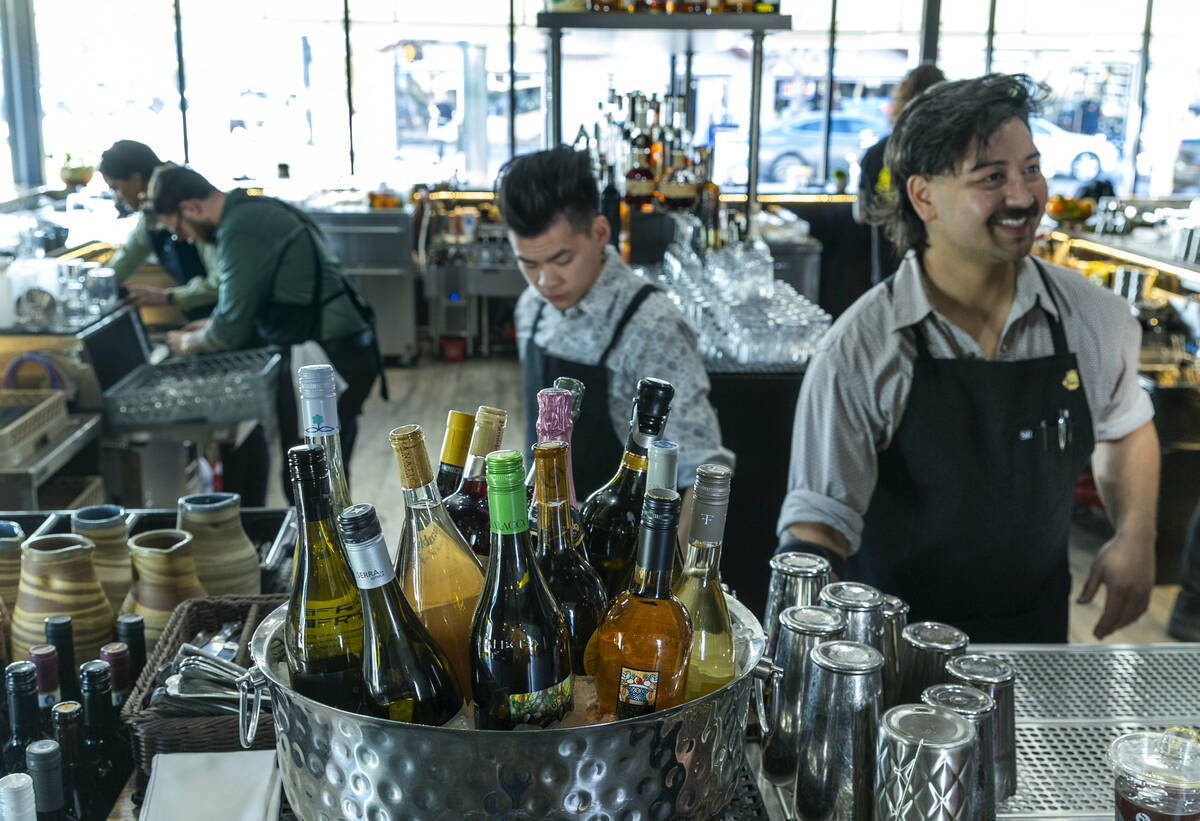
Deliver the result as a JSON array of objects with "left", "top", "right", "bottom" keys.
[
  {"left": 1140, "top": 0, "right": 1200, "bottom": 195},
  {"left": 938, "top": 0, "right": 990, "bottom": 80}
]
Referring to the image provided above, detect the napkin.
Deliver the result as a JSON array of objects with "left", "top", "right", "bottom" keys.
[{"left": 141, "top": 750, "right": 281, "bottom": 821}]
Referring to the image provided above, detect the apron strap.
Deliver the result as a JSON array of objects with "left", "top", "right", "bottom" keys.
[
  {"left": 600, "top": 284, "right": 658, "bottom": 366},
  {"left": 1030, "top": 257, "right": 1069, "bottom": 357}
]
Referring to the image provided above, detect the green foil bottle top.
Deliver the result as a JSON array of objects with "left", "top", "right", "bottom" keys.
[{"left": 486, "top": 450, "right": 528, "bottom": 535}]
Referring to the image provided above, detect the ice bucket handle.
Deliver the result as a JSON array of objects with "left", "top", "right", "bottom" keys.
[
  {"left": 237, "top": 666, "right": 268, "bottom": 749},
  {"left": 752, "top": 656, "right": 782, "bottom": 736}
]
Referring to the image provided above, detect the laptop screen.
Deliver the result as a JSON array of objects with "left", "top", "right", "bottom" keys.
[{"left": 78, "top": 307, "right": 150, "bottom": 391}]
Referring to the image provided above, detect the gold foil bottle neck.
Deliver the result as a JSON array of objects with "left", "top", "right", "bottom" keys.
[
  {"left": 440, "top": 409, "right": 476, "bottom": 467},
  {"left": 389, "top": 424, "right": 434, "bottom": 489},
  {"left": 532, "top": 441, "right": 569, "bottom": 505},
  {"left": 468, "top": 405, "right": 508, "bottom": 457}
]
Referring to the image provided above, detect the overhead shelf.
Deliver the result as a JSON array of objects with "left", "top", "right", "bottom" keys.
[{"left": 536, "top": 12, "right": 792, "bottom": 31}]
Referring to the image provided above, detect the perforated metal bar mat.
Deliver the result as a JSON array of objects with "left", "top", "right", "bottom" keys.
[{"left": 121, "top": 348, "right": 278, "bottom": 387}]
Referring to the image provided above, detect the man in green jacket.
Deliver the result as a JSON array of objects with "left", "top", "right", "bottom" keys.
[{"left": 146, "top": 163, "right": 383, "bottom": 492}]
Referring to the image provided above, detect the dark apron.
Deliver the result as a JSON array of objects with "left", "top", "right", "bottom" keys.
[
  {"left": 522, "top": 285, "right": 657, "bottom": 500},
  {"left": 850, "top": 260, "right": 1095, "bottom": 643}
]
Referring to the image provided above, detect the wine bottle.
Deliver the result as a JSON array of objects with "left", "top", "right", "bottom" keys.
[
  {"left": 298, "top": 365, "right": 353, "bottom": 516},
  {"left": 26, "top": 647, "right": 58, "bottom": 738},
  {"left": 97, "top": 646, "right": 130, "bottom": 709},
  {"left": 42, "top": 620, "right": 77, "bottom": 705},
  {"left": 443, "top": 406, "right": 508, "bottom": 562},
  {"left": 338, "top": 503, "right": 464, "bottom": 725},
  {"left": 524, "top": 378, "right": 585, "bottom": 501},
  {"left": 114, "top": 616, "right": 145, "bottom": 687},
  {"left": 601, "top": 163, "right": 621, "bottom": 249},
  {"left": 78, "top": 662, "right": 130, "bottom": 814},
  {"left": 646, "top": 439, "right": 684, "bottom": 584},
  {"left": 0, "top": 772, "right": 36, "bottom": 821},
  {"left": 581, "top": 377, "right": 674, "bottom": 597},
  {"left": 435, "top": 410, "right": 476, "bottom": 498},
  {"left": 594, "top": 488, "right": 693, "bottom": 718},
  {"left": 50, "top": 704, "right": 87, "bottom": 821},
  {"left": 3, "top": 662, "right": 40, "bottom": 776},
  {"left": 469, "top": 450, "right": 573, "bottom": 730},
  {"left": 285, "top": 444, "right": 364, "bottom": 713},
  {"left": 25, "top": 740, "right": 71, "bottom": 821},
  {"left": 673, "top": 464, "right": 736, "bottom": 700},
  {"left": 391, "top": 425, "right": 485, "bottom": 704},
  {"left": 525, "top": 389, "right": 589, "bottom": 552},
  {"left": 533, "top": 442, "right": 607, "bottom": 674}
]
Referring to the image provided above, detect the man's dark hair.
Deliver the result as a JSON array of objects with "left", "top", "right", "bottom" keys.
[
  {"left": 146, "top": 163, "right": 220, "bottom": 216},
  {"left": 877, "top": 73, "right": 1048, "bottom": 258},
  {"left": 97, "top": 140, "right": 162, "bottom": 182},
  {"left": 495, "top": 146, "right": 598, "bottom": 238}
]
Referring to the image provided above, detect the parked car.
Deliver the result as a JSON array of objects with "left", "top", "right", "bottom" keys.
[
  {"left": 754, "top": 111, "right": 888, "bottom": 183},
  {"left": 1029, "top": 117, "right": 1120, "bottom": 181},
  {"left": 1173, "top": 136, "right": 1200, "bottom": 193}
]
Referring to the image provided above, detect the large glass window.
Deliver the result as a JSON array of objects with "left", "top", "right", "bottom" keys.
[
  {"left": 34, "top": 0, "right": 183, "bottom": 187},
  {"left": 938, "top": 0, "right": 990, "bottom": 80},
  {"left": 1140, "top": 0, "right": 1200, "bottom": 196}
]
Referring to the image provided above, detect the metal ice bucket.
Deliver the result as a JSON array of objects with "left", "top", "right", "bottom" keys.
[{"left": 238, "top": 598, "right": 768, "bottom": 821}]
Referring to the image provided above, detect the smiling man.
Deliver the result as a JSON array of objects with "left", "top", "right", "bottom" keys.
[
  {"left": 776, "top": 73, "right": 1159, "bottom": 642},
  {"left": 498, "top": 147, "right": 732, "bottom": 502}
]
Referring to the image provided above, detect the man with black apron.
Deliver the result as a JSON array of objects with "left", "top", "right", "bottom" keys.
[
  {"left": 777, "top": 74, "right": 1159, "bottom": 643},
  {"left": 496, "top": 147, "right": 732, "bottom": 507}
]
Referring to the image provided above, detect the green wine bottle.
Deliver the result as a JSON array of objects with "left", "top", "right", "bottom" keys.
[
  {"left": 338, "top": 503, "right": 464, "bottom": 726},
  {"left": 285, "top": 444, "right": 363, "bottom": 712},
  {"left": 469, "top": 450, "right": 573, "bottom": 730}
]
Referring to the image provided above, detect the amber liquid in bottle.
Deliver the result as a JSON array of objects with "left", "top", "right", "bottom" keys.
[
  {"left": 444, "top": 406, "right": 508, "bottom": 562},
  {"left": 595, "top": 488, "right": 693, "bottom": 718},
  {"left": 625, "top": 148, "right": 656, "bottom": 210}
]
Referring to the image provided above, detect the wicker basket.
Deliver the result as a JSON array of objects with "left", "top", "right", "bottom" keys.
[
  {"left": 37, "top": 475, "right": 104, "bottom": 510},
  {"left": 120, "top": 594, "right": 287, "bottom": 778},
  {"left": 0, "top": 390, "right": 68, "bottom": 467}
]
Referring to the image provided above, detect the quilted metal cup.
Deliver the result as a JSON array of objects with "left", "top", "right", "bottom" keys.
[
  {"left": 240, "top": 597, "right": 768, "bottom": 820},
  {"left": 874, "top": 704, "right": 978, "bottom": 821}
]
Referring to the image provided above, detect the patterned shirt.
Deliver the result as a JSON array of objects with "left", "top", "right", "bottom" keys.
[
  {"left": 777, "top": 252, "right": 1153, "bottom": 551},
  {"left": 515, "top": 246, "right": 734, "bottom": 487}
]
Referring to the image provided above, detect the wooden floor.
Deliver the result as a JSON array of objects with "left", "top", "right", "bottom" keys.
[{"left": 295, "top": 356, "right": 1183, "bottom": 646}]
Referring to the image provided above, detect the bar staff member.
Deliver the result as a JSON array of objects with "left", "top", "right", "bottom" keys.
[
  {"left": 777, "top": 74, "right": 1158, "bottom": 642},
  {"left": 498, "top": 147, "right": 733, "bottom": 506}
]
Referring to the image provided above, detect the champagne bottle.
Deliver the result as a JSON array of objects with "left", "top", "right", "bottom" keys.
[
  {"left": 594, "top": 488, "right": 693, "bottom": 718},
  {"left": 581, "top": 377, "right": 674, "bottom": 597},
  {"left": 435, "top": 410, "right": 476, "bottom": 498},
  {"left": 524, "top": 380, "right": 586, "bottom": 503},
  {"left": 525, "top": 389, "right": 588, "bottom": 552},
  {"left": 469, "top": 450, "right": 573, "bottom": 730},
  {"left": 25, "top": 740, "right": 71, "bottom": 821},
  {"left": 285, "top": 444, "right": 363, "bottom": 712},
  {"left": 114, "top": 616, "right": 145, "bottom": 686},
  {"left": 26, "top": 647, "right": 59, "bottom": 738},
  {"left": 3, "top": 662, "right": 40, "bottom": 776},
  {"left": 42, "top": 620, "right": 77, "bottom": 705},
  {"left": 78, "top": 662, "right": 130, "bottom": 815},
  {"left": 50, "top": 704, "right": 87, "bottom": 821},
  {"left": 673, "top": 464, "right": 736, "bottom": 700},
  {"left": 391, "top": 424, "right": 485, "bottom": 703},
  {"left": 338, "top": 503, "right": 464, "bottom": 725},
  {"left": 298, "top": 365, "right": 353, "bottom": 516},
  {"left": 443, "top": 406, "right": 508, "bottom": 562},
  {"left": 533, "top": 442, "right": 607, "bottom": 674}
]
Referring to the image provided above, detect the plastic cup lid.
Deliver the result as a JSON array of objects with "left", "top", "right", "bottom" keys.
[
  {"left": 819, "top": 582, "right": 884, "bottom": 611},
  {"left": 903, "top": 621, "right": 970, "bottom": 651},
  {"left": 882, "top": 704, "right": 975, "bottom": 748},
  {"left": 1110, "top": 728, "right": 1200, "bottom": 789},
  {"left": 769, "top": 552, "right": 831, "bottom": 578},
  {"left": 780, "top": 605, "right": 846, "bottom": 637},
  {"left": 811, "top": 640, "right": 884, "bottom": 674}
]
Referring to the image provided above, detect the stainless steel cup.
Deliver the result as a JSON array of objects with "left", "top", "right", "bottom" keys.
[
  {"left": 794, "top": 640, "right": 884, "bottom": 821},
  {"left": 760, "top": 606, "right": 847, "bottom": 784},
  {"left": 874, "top": 704, "right": 979, "bottom": 820},
  {"left": 764, "top": 552, "right": 832, "bottom": 659},
  {"left": 880, "top": 595, "right": 909, "bottom": 709},
  {"left": 921, "top": 684, "right": 997, "bottom": 821},
  {"left": 897, "top": 621, "right": 969, "bottom": 705},
  {"left": 945, "top": 654, "right": 1017, "bottom": 800},
  {"left": 819, "top": 581, "right": 885, "bottom": 652}
]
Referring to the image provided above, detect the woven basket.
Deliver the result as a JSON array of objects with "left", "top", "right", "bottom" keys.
[
  {"left": 120, "top": 594, "right": 287, "bottom": 778},
  {"left": 0, "top": 390, "right": 67, "bottom": 467}
]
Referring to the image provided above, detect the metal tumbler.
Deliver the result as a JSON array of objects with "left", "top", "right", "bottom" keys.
[
  {"left": 764, "top": 552, "right": 832, "bottom": 658},
  {"left": 794, "top": 640, "right": 885, "bottom": 821},
  {"left": 819, "top": 581, "right": 885, "bottom": 652},
  {"left": 880, "top": 595, "right": 909, "bottom": 709},
  {"left": 897, "top": 621, "right": 969, "bottom": 705},
  {"left": 922, "top": 684, "right": 997, "bottom": 821},
  {"left": 874, "top": 704, "right": 979, "bottom": 820},
  {"left": 945, "top": 654, "right": 1017, "bottom": 800},
  {"left": 759, "top": 606, "right": 847, "bottom": 784}
]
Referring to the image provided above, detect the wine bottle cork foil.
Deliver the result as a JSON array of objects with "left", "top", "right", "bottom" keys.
[
  {"left": 533, "top": 441, "right": 569, "bottom": 504},
  {"left": 389, "top": 424, "right": 434, "bottom": 489},
  {"left": 468, "top": 406, "right": 508, "bottom": 457},
  {"left": 440, "top": 409, "right": 476, "bottom": 466}
]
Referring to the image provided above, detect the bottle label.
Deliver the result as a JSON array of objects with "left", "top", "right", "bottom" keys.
[
  {"left": 38, "top": 690, "right": 60, "bottom": 710},
  {"left": 508, "top": 674, "right": 573, "bottom": 725},
  {"left": 625, "top": 180, "right": 656, "bottom": 197},
  {"left": 616, "top": 666, "right": 660, "bottom": 718},
  {"left": 302, "top": 596, "right": 364, "bottom": 652},
  {"left": 301, "top": 394, "right": 340, "bottom": 436},
  {"left": 489, "top": 487, "right": 529, "bottom": 535},
  {"left": 343, "top": 534, "right": 396, "bottom": 589}
]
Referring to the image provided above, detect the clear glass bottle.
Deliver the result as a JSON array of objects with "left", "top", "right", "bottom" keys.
[
  {"left": 435, "top": 410, "right": 476, "bottom": 498},
  {"left": 443, "top": 406, "right": 508, "bottom": 562},
  {"left": 391, "top": 424, "right": 485, "bottom": 704},
  {"left": 695, "top": 146, "right": 723, "bottom": 250},
  {"left": 673, "top": 464, "right": 736, "bottom": 700},
  {"left": 298, "top": 365, "right": 353, "bottom": 517}
]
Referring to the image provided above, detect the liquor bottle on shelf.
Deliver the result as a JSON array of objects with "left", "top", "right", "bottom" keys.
[
  {"left": 3, "top": 662, "right": 41, "bottom": 775},
  {"left": 42, "top": 620, "right": 77, "bottom": 705},
  {"left": 469, "top": 451, "right": 573, "bottom": 730},
  {"left": 298, "top": 365, "right": 353, "bottom": 517},
  {"left": 695, "top": 147, "right": 724, "bottom": 250},
  {"left": 50, "top": 704, "right": 87, "bottom": 821},
  {"left": 600, "top": 164, "right": 621, "bottom": 250},
  {"left": 26, "top": 646, "right": 59, "bottom": 737},
  {"left": 97, "top": 645, "right": 130, "bottom": 709},
  {"left": 594, "top": 489, "right": 693, "bottom": 718},
  {"left": 435, "top": 410, "right": 476, "bottom": 498},
  {"left": 625, "top": 148, "right": 656, "bottom": 212},
  {"left": 673, "top": 464, "right": 736, "bottom": 700},
  {"left": 391, "top": 424, "right": 485, "bottom": 704},
  {"left": 707, "top": 0, "right": 726, "bottom": 10},
  {"left": 443, "top": 406, "right": 508, "bottom": 562},
  {"left": 667, "top": 0, "right": 707, "bottom": 15},
  {"left": 588, "top": 0, "right": 618, "bottom": 11},
  {"left": 533, "top": 442, "right": 607, "bottom": 674},
  {"left": 338, "top": 503, "right": 464, "bottom": 726},
  {"left": 285, "top": 444, "right": 364, "bottom": 713},
  {"left": 78, "top": 662, "right": 130, "bottom": 813},
  {"left": 114, "top": 616, "right": 145, "bottom": 686},
  {"left": 661, "top": 150, "right": 700, "bottom": 211},
  {"left": 581, "top": 377, "right": 674, "bottom": 597},
  {"left": 25, "top": 740, "right": 72, "bottom": 821}
]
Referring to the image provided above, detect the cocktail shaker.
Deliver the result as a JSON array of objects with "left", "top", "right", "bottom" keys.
[
  {"left": 922, "top": 683, "right": 997, "bottom": 821},
  {"left": 874, "top": 704, "right": 978, "bottom": 820},
  {"left": 819, "top": 582, "right": 885, "bottom": 652},
  {"left": 897, "top": 621, "right": 968, "bottom": 704},
  {"left": 945, "top": 654, "right": 1017, "bottom": 800},
  {"left": 764, "top": 552, "right": 831, "bottom": 658},
  {"left": 880, "top": 595, "right": 909, "bottom": 709}
]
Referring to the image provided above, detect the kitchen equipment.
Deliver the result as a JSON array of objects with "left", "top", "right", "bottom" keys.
[
  {"left": 874, "top": 704, "right": 979, "bottom": 821},
  {"left": 819, "top": 581, "right": 885, "bottom": 652},
  {"left": 763, "top": 552, "right": 831, "bottom": 658},
  {"left": 897, "top": 621, "right": 968, "bottom": 704},
  {"left": 945, "top": 654, "right": 1016, "bottom": 800},
  {"left": 880, "top": 594, "right": 909, "bottom": 709},
  {"left": 921, "top": 683, "right": 997, "bottom": 821}
]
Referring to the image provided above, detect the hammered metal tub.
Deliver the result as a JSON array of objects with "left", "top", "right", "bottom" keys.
[{"left": 239, "top": 598, "right": 769, "bottom": 821}]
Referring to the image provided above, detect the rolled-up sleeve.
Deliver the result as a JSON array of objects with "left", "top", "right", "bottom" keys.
[
  {"left": 1092, "top": 308, "right": 1154, "bottom": 442},
  {"left": 108, "top": 214, "right": 151, "bottom": 285}
]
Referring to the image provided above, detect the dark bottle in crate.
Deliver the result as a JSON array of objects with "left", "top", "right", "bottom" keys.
[
  {"left": 27, "top": 645, "right": 59, "bottom": 738},
  {"left": 3, "top": 661, "right": 41, "bottom": 775},
  {"left": 25, "top": 739, "right": 74, "bottom": 821},
  {"left": 97, "top": 645, "right": 130, "bottom": 709},
  {"left": 78, "top": 662, "right": 131, "bottom": 814},
  {"left": 52, "top": 702, "right": 90, "bottom": 821},
  {"left": 286, "top": 445, "right": 363, "bottom": 712},
  {"left": 43, "top": 619, "right": 78, "bottom": 704},
  {"left": 114, "top": 616, "right": 145, "bottom": 686}
]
